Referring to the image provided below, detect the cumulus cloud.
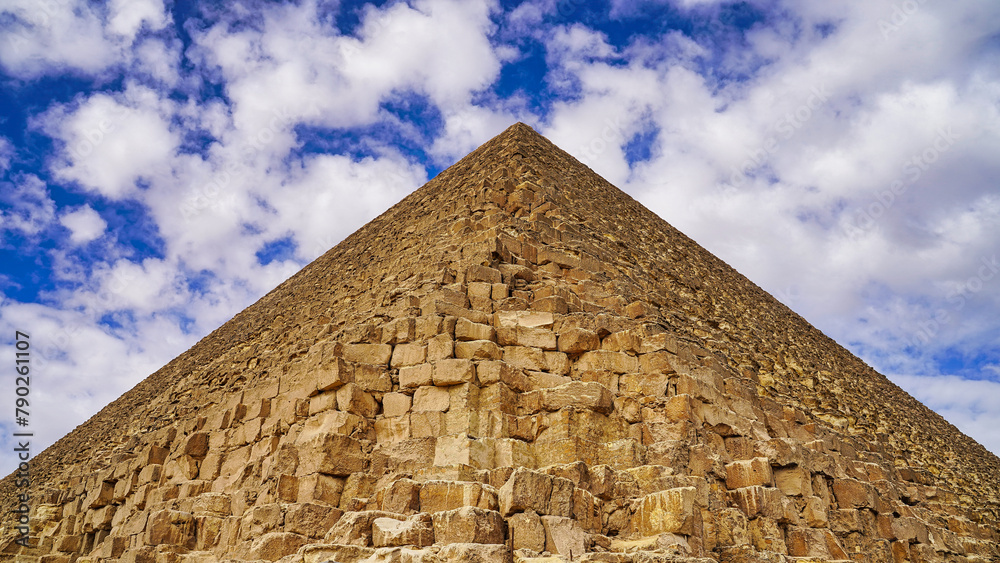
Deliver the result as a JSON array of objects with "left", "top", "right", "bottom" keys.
[
  {"left": 0, "top": 0, "right": 170, "bottom": 78},
  {"left": 0, "top": 175, "right": 56, "bottom": 239},
  {"left": 59, "top": 205, "right": 108, "bottom": 245}
]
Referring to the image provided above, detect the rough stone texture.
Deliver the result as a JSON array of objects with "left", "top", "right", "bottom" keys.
[{"left": 2, "top": 123, "right": 998, "bottom": 563}]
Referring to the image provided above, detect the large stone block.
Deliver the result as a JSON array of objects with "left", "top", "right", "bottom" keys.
[
  {"left": 455, "top": 317, "right": 496, "bottom": 341},
  {"left": 413, "top": 386, "right": 450, "bottom": 412},
  {"left": 432, "top": 358, "right": 476, "bottom": 385},
  {"left": 541, "top": 515, "right": 588, "bottom": 557},
  {"left": 432, "top": 506, "right": 505, "bottom": 545},
  {"left": 323, "top": 510, "right": 404, "bottom": 546},
  {"left": 558, "top": 327, "right": 600, "bottom": 354},
  {"left": 727, "top": 486, "right": 784, "bottom": 520},
  {"left": 833, "top": 478, "right": 876, "bottom": 509},
  {"left": 247, "top": 531, "right": 308, "bottom": 560},
  {"left": 146, "top": 510, "right": 196, "bottom": 548},
  {"left": 630, "top": 487, "right": 697, "bottom": 536},
  {"left": 296, "top": 433, "right": 366, "bottom": 476},
  {"left": 343, "top": 343, "right": 393, "bottom": 366},
  {"left": 725, "top": 457, "right": 773, "bottom": 489},
  {"left": 419, "top": 480, "right": 497, "bottom": 513},
  {"left": 509, "top": 510, "right": 546, "bottom": 551},
  {"left": 455, "top": 340, "right": 502, "bottom": 360},
  {"left": 576, "top": 350, "right": 639, "bottom": 374},
  {"left": 372, "top": 513, "right": 434, "bottom": 547},
  {"left": 540, "top": 381, "right": 614, "bottom": 414},
  {"left": 390, "top": 343, "right": 427, "bottom": 368}
]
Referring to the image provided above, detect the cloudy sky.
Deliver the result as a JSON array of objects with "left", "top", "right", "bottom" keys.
[{"left": 1, "top": 0, "right": 999, "bottom": 475}]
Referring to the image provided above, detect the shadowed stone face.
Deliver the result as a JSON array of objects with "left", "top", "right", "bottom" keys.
[{"left": 2, "top": 123, "right": 997, "bottom": 562}]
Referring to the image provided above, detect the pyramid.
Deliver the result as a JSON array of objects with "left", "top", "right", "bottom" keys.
[{"left": 2, "top": 123, "right": 998, "bottom": 563}]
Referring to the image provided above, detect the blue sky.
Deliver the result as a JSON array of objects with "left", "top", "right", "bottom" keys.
[{"left": 1, "top": 0, "right": 999, "bottom": 475}]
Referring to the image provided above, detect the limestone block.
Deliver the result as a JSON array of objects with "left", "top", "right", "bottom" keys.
[
  {"left": 432, "top": 358, "right": 476, "bottom": 385},
  {"left": 308, "top": 391, "right": 338, "bottom": 416},
  {"left": 715, "top": 508, "right": 750, "bottom": 547},
  {"left": 774, "top": 465, "right": 811, "bottom": 497},
  {"left": 725, "top": 458, "right": 774, "bottom": 489},
  {"left": 891, "top": 516, "right": 929, "bottom": 543},
  {"left": 390, "top": 343, "right": 427, "bottom": 368},
  {"left": 434, "top": 435, "right": 492, "bottom": 468},
  {"left": 541, "top": 515, "right": 588, "bottom": 556},
  {"left": 801, "top": 496, "right": 828, "bottom": 527},
  {"left": 277, "top": 474, "right": 299, "bottom": 502},
  {"left": 509, "top": 510, "right": 546, "bottom": 551},
  {"left": 476, "top": 360, "right": 528, "bottom": 390},
  {"left": 499, "top": 467, "right": 552, "bottom": 516},
  {"left": 432, "top": 506, "right": 505, "bottom": 545},
  {"left": 285, "top": 503, "right": 342, "bottom": 538},
  {"left": 786, "top": 526, "right": 849, "bottom": 560},
  {"left": 375, "top": 415, "right": 411, "bottom": 444},
  {"left": 727, "top": 486, "right": 784, "bottom": 520},
  {"left": 437, "top": 542, "right": 513, "bottom": 563},
  {"left": 467, "top": 264, "right": 503, "bottom": 284},
  {"left": 572, "top": 487, "right": 603, "bottom": 533},
  {"left": 381, "top": 478, "right": 421, "bottom": 515},
  {"left": 619, "top": 372, "right": 668, "bottom": 397},
  {"left": 496, "top": 310, "right": 555, "bottom": 329},
  {"left": 427, "top": 333, "right": 455, "bottom": 361},
  {"left": 184, "top": 432, "right": 210, "bottom": 459},
  {"left": 399, "top": 364, "right": 433, "bottom": 389},
  {"left": 372, "top": 513, "right": 434, "bottom": 547},
  {"left": 323, "top": 510, "right": 404, "bottom": 546},
  {"left": 382, "top": 317, "right": 417, "bottom": 344},
  {"left": 448, "top": 382, "right": 480, "bottom": 411},
  {"left": 545, "top": 351, "right": 570, "bottom": 375},
  {"left": 343, "top": 343, "right": 393, "bottom": 366},
  {"left": 498, "top": 325, "right": 558, "bottom": 350},
  {"left": 84, "top": 481, "right": 115, "bottom": 509},
  {"left": 493, "top": 438, "right": 535, "bottom": 468},
  {"left": 296, "top": 433, "right": 366, "bottom": 476},
  {"left": 540, "top": 381, "right": 614, "bottom": 414},
  {"left": 296, "top": 411, "right": 364, "bottom": 443},
  {"left": 503, "top": 346, "right": 548, "bottom": 372},
  {"left": 576, "top": 350, "right": 638, "bottom": 374},
  {"left": 602, "top": 330, "right": 642, "bottom": 353},
  {"left": 558, "top": 327, "right": 600, "bottom": 354},
  {"left": 749, "top": 516, "right": 787, "bottom": 555},
  {"left": 298, "top": 473, "right": 345, "bottom": 506},
  {"left": 455, "top": 317, "right": 496, "bottom": 341},
  {"left": 354, "top": 364, "right": 392, "bottom": 393},
  {"left": 316, "top": 357, "right": 353, "bottom": 392},
  {"left": 455, "top": 340, "right": 502, "bottom": 360},
  {"left": 630, "top": 487, "right": 697, "bottom": 536},
  {"left": 336, "top": 384, "right": 378, "bottom": 418},
  {"left": 639, "top": 332, "right": 678, "bottom": 354},
  {"left": 383, "top": 392, "right": 412, "bottom": 417},
  {"left": 833, "top": 478, "right": 876, "bottom": 509},
  {"left": 410, "top": 411, "right": 447, "bottom": 437},
  {"left": 146, "top": 510, "right": 196, "bottom": 548},
  {"left": 419, "top": 480, "right": 497, "bottom": 513},
  {"left": 413, "top": 386, "right": 450, "bottom": 412}
]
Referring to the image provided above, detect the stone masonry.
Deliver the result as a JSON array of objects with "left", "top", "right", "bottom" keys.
[{"left": 0, "top": 123, "right": 997, "bottom": 563}]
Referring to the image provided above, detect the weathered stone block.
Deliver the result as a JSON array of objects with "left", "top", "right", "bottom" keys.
[
  {"left": 725, "top": 457, "right": 773, "bottom": 489},
  {"left": 455, "top": 317, "right": 496, "bottom": 341},
  {"left": 372, "top": 513, "right": 434, "bottom": 547},
  {"left": 774, "top": 465, "right": 811, "bottom": 497},
  {"left": 509, "top": 510, "right": 546, "bottom": 551},
  {"left": 433, "top": 358, "right": 476, "bottom": 385},
  {"left": 541, "top": 515, "right": 588, "bottom": 556},
  {"left": 324, "top": 510, "right": 404, "bottom": 546},
  {"left": 576, "top": 350, "right": 638, "bottom": 374},
  {"left": 495, "top": 310, "right": 554, "bottom": 329},
  {"left": 285, "top": 503, "right": 343, "bottom": 538},
  {"left": 727, "top": 486, "right": 784, "bottom": 520},
  {"left": 399, "top": 363, "right": 433, "bottom": 389},
  {"left": 336, "top": 383, "right": 378, "bottom": 418},
  {"left": 383, "top": 392, "right": 412, "bottom": 417},
  {"left": 413, "top": 386, "right": 450, "bottom": 412},
  {"left": 390, "top": 343, "right": 427, "bottom": 368},
  {"left": 558, "top": 327, "right": 600, "bottom": 355},
  {"left": 432, "top": 506, "right": 505, "bottom": 544},
  {"left": 296, "top": 433, "right": 366, "bottom": 476},
  {"left": 419, "top": 480, "right": 497, "bottom": 513},
  {"left": 540, "top": 381, "right": 614, "bottom": 414},
  {"left": 146, "top": 510, "right": 196, "bottom": 548},
  {"left": 833, "top": 478, "right": 876, "bottom": 509},
  {"left": 343, "top": 343, "right": 393, "bottom": 366},
  {"left": 630, "top": 487, "right": 696, "bottom": 536},
  {"left": 455, "top": 339, "right": 502, "bottom": 360}
]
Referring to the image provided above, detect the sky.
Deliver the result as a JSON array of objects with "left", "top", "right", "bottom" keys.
[{"left": 0, "top": 0, "right": 998, "bottom": 476}]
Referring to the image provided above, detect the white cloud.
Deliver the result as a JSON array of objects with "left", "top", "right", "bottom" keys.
[
  {"left": 0, "top": 0, "right": 170, "bottom": 78},
  {"left": 43, "top": 85, "right": 178, "bottom": 199},
  {"left": 0, "top": 174, "right": 56, "bottom": 239},
  {"left": 0, "top": 136, "right": 12, "bottom": 172},
  {"left": 59, "top": 205, "right": 107, "bottom": 244}
]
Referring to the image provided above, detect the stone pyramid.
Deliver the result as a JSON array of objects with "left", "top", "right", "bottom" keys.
[{"left": 2, "top": 123, "right": 998, "bottom": 563}]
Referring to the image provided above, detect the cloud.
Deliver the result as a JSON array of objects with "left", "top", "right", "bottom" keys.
[
  {"left": 0, "top": 0, "right": 170, "bottom": 78},
  {"left": 58, "top": 205, "right": 108, "bottom": 245},
  {"left": 42, "top": 84, "right": 179, "bottom": 199},
  {"left": 0, "top": 174, "right": 56, "bottom": 239}
]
